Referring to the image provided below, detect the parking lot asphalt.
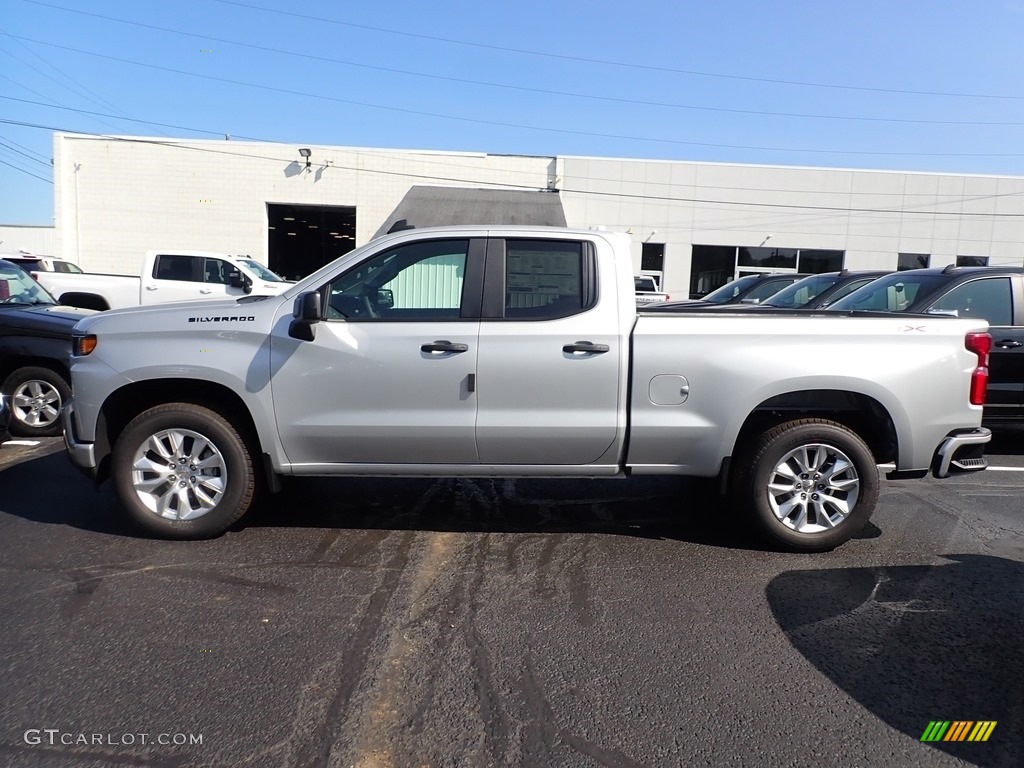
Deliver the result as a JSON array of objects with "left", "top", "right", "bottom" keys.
[{"left": 0, "top": 432, "right": 1021, "bottom": 768}]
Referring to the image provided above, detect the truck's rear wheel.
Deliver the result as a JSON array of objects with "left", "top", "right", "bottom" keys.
[
  {"left": 732, "top": 419, "right": 879, "bottom": 552},
  {"left": 112, "top": 403, "right": 256, "bottom": 539}
]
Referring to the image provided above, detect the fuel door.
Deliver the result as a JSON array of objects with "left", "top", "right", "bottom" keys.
[{"left": 649, "top": 375, "right": 690, "bottom": 405}]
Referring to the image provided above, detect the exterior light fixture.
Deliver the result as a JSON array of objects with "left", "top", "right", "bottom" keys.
[{"left": 298, "top": 147, "right": 311, "bottom": 168}]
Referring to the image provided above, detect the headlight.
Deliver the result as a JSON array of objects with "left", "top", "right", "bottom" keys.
[{"left": 73, "top": 334, "right": 97, "bottom": 356}]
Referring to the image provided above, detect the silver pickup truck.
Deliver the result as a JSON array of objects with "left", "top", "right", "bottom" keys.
[{"left": 62, "top": 226, "right": 992, "bottom": 551}]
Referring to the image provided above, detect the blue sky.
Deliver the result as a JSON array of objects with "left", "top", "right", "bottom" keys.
[{"left": 3, "top": 0, "right": 1024, "bottom": 224}]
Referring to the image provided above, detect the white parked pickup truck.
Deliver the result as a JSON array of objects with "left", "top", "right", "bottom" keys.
[
  {"left": 634, "top": 275, "right": 670, "bottom": 306},
  {"left": 35, "top": 250, "right": 290, "bottom": 310},
  {"left": 62, "top": 226, "right": 992, "bottom": 551}
]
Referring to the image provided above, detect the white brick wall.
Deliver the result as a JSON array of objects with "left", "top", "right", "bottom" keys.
[
  {"left": 53, "top": 134, "right": 1024, "bottom": 299},
  {"left": 0, "top": 225, "right": 56, "bottom": 256}
]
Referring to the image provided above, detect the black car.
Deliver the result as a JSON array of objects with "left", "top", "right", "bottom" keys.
[
  {"left": 828, "top": 265, "right": 1024, "bottom": 422},
  {"left": 0, "top": 259, "right": 96, "bottom": 436},
  {"left": 651, "top": 272, "right": 811, "bottom": 311}
]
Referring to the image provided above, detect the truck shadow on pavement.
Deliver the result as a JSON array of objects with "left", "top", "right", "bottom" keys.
[
  {"left": 766, "top": 554, "right": 1023, "bottom": 768},
  {"left": 0, "top": 452, "right": 884, "bottom": 550}
]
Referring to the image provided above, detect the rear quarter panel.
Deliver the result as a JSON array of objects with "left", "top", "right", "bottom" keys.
[{"left": 628, "top": 313, "right": 987, "bottom": 475}]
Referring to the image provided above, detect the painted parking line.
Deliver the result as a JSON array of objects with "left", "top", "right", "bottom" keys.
[
  {"left": 1, "top": 440, "right": 40, "bottom": 447},
  {"left": 879, "top": 462, "right": 1024, "bottom": 472}
]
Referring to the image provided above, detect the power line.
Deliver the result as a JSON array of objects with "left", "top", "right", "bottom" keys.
[
  {"left": 0, "top": 95, "right": 257, "bottom": 138},
  {"left": 0, "top": 131, "right": 48, "bottom": 161},
  {"left": 0, "top": 43, "right": 125, "bottom": 134},
  {"left": 5, "top": 101, "right": 1021, "bottom": 210},
  {"left": 0, "top": 136, "right": 49, "bottom": 166},
  {"left": 4, "top": 117, "right": 1024, "bottom": 218},
  {"left": 0, "top": 155, "right": 51, "bottom": 183},
  {"left": 8, "top": 33, "right": 1024, "bottom": 161},
  {"left": 21, "top": 1, "right": 1024, "bottom": 127},
  {"left": 0, "top": 22, "right": 135, "bottom": 122},
  {"left": 207, "top": 0, "right": 1024, "bottom": 102}
]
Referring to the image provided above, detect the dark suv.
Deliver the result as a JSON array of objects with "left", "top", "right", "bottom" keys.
[
  {"left": 829, "top": 265, "right": 1024, "bottom": 422},
  {"left": 0, "top": 259, "right": 96, "bottom": 436}
]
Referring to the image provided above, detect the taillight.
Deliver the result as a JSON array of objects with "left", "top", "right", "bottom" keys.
[{"left": 965, "top": 331, "right": 991, "bottom": 406}]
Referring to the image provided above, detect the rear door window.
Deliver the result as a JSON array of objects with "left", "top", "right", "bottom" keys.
[
  {"left": 504, "top": 239, "right": 591, "bottom": 319},
  {"left": 154, "top": 254, "right": 200, "bottom": 281}
]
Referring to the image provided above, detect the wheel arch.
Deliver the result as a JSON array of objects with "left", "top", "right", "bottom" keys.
[
  {"left": 0, "top": 355, "right": 70, "bottom": 385},
  {"left": 95, "top": 379, "right": 269, "bottom": 487},
  {"left": 730, "top": 389, "right": 898, "bottom": 468}
]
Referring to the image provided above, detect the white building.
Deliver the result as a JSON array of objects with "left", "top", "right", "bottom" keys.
[{"left": 50, "top": 133, "right": 1024, "bottom": 299}]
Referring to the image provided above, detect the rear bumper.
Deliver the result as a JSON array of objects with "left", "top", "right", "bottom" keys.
[
  {"left": 61, "top": 399, "right": 97, "bottom": 476},
  {"left": 932, "top": 427, "right": 991, "bottom": 478}
]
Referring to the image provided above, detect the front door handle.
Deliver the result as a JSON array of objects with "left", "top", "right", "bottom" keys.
[
  {"left": 994, "top": 339, "right": 1023, "bottom": 348},
  {"left": 421, "top": 340, "right": 469, "bottom": 353},
  {"left": 145, "top": 285, "right": 158, "bottom": 291},
  {"left": 199, "top": 289, "right": 213, "bottom": 294},
  {"left": 563, "top": 341, "right": 610, "bottom": 354}
]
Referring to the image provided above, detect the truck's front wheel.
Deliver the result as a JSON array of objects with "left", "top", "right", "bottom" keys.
[
  {"left": 112, "top": 403, "right": 256, "bottom": 539},
  {"left": 733, "top": 419, "right": 879, "bottom": 552}
]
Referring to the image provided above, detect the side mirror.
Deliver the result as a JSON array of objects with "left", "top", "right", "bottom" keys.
[
  {"left": 288, "top": 291, "right": 321, "bottom": 341},
  {"left": 228, "top": 271, "right": 252, "bottom": 293},
  {"left": 377, "top": 288, "right": 394, "bottom": 308}
]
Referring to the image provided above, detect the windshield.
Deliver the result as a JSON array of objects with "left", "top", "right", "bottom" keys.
[
  {"left": 701, "top": 275, "right": 762, "bottom": 304},
  {"left": 828, "top": 273, "right": 947, "bottom": 312},
  {"left": 0, "top": 262, "right": 55, "bottom": 306},
  {"left": 237, "top": 258, "right": 286, "bottom": 282},
  {"left": 764, "top": 274, "right": 839, "bottom": 308}
]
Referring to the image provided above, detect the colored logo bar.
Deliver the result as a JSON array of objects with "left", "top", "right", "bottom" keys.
[{"left": 921, "top": 721, "right": 997, "bottom": 742}]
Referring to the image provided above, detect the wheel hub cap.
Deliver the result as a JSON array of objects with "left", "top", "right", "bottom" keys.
[
  {"left": 130, "top": 428, "right": 227, "bottom": 521},
  {"left": 766, "top": 443, "right": 860, "bottom": 534},
  {"left": 11, "top": 380, "right": 61, "bottom": 427}
]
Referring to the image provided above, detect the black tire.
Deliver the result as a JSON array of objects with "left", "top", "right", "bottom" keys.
[
  {"left": 2, "top": 365, "right": 71, "bottom": 437},
  {"left": 112, "top": 403, "right": 257, "bottom": 539},
  {"left": 731, "top": 418, "right": 879, "bottom": 552}
]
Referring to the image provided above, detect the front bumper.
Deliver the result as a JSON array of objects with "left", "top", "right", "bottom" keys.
[
  {"left": 61, "top": 399, "right": 97, "bottom": 475},
  {"left": 932, "top": 427, "right": 991, "bottom": 478}
]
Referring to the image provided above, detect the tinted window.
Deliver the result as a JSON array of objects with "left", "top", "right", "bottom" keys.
[
  {"left": 819, "top": 277, "right": 877, "bottom": 306},
  {"left": 154, "top": 255, "right": 199, "bottom": 281},
  {"left": 54, "top": 261, "right": 83, "bottom": 273},
  {"left": 929, "top": 278, "right": 1013, "bottom": 325},
  {"left": 505, "top": 240, "right": 586, "bottom": 319},
  {"left": 203, "top": 258, "right": 231, "bottom": 284},
  {"left": 326, "top": 239, "right": 469, "bottom": 321},
  {"left": 744, "top": 277, "right": 799, "bottom": 303},
  {"left": 765, "top": 274, "right": 839, "bottom": 308},
  {"left": 702, "top": 275, "right": 762, "bottom": 304},
  {"left": 829, "top": 273, "right": 947, "bottom": 312}
]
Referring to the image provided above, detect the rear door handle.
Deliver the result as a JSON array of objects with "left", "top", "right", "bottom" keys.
[
  {"left": 199, "top": 289, "right": 213, "bottom": 294},
  {"left": 421, "top": 340, "right": 469, "bottom": 353},
  {"left": 563, "top": 341, "right": 610, "bottom": 354},
  {"left": 145, "top": 285, "right": 158, "bottom": 291},
  {"left": 994, "top": 339, "right": 1023, "bottom": 348}
]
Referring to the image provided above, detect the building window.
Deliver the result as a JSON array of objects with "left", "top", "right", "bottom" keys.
[
  {"left": 797, "top": 249, "right": 844, "bottom": 273},
  {"left": 738, "top": 246, "right": 797, "bottom": 270},
  {"left": 898, "top": 253, "right": 930, "bottom": 270},
  {"left": 956, "top": 255, "right": 989, "bottom": 267},
  {"left": 690, "top": 245, "right": 736, "bottom": 298},
  {"left": 641, "top": 243, "right": 665, "bottom": 273}
]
